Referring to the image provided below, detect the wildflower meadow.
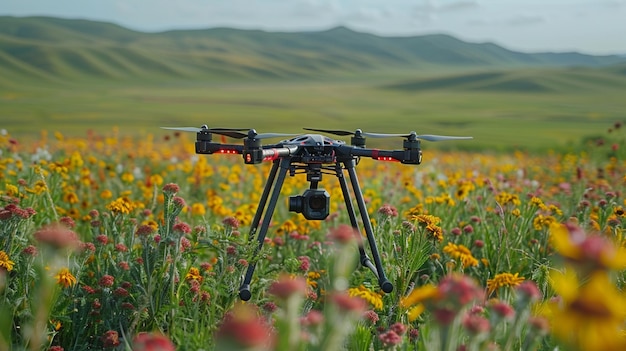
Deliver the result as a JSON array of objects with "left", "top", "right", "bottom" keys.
[{"left": 1, "top": 124, "right": 625, "bottom": 351}]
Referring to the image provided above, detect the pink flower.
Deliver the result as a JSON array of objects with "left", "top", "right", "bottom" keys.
[
  {"left": 515, "top": 281, "right": 542, "bottom": 303},
  {"left": 59, "top": 216, "right": 76, "bottom": 228},
  {"left": 378, "top": 204, "right": 398, "bottom": 217},
  {"left": 132, "top": 332, "right": 176, "bottom": 351},
  {"left": 33, "top": 224, "right": 79, "bottom": 250},
  {"left": 301, "top": 310, "right": 324, "bottom": 326},
  {"left": 327, "top": 224, "right": 360, "bottom": 244},
  {"left": 21, "top": 245, "right": 38, "bottom": 257},
  {"left": 461, "top": 314, "right": 491, "bottom": 335},
  {"left": 390, "top": 322, "right": 407, "bottom": 335},
  {"left": 268, "top": 274, "right": 307, "bottom": 300},
  {"left": 216, "top": 304, "right": 274, "bottom": 349},
  {"left": 329, "top": 291, "right": 367, "bottom": 313},
  {"left": 489, "top": 300, "right": 515, "bottom": 320},
  {"left": 173, "top": 222, "right": 191, "bottom": 235},
  {"left": 362, "top": 310, "right": 379, "bottom": 324},
  {"left": 378, "top": 330, "right": 402, "bottom": 347},
  {"left": 162, "top": 183, "right": 180, "bottom": 195},
  {"left": 222, "top": 216, "right": 240, "bottom": 229}
]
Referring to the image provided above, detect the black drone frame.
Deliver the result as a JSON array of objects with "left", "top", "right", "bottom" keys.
[{"left": 164, "top": 125, "right": 471, "bottom": 301}]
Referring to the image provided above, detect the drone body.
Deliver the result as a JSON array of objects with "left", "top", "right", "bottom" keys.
[{"left": 163, "top": 125, "right": 472, "bottom": 300}]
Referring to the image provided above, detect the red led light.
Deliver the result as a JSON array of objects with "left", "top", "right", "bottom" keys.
[
  {"left": 374, "top": 156, "right": 398, "bottom": 162},
  {"left": 217, "top": 149, "right": 238, "bottom": 154}
]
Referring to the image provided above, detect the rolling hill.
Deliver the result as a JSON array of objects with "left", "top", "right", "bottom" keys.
[
  {"left": 382, "top": 66, "right": 626, "bottom": 93},
  {"left": 1, "top": 16, "right": 625, "bottom": 83}
]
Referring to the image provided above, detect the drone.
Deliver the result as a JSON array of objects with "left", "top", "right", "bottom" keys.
[{"left": 162, "top": 125, "right": 472, "bottom": 301}]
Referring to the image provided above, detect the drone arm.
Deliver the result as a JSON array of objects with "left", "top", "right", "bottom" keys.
[
  {"left": 346, "top": 146, "right": 422, "bottom": 165},
  {"left": 195, "top": 141, "right": 243, "bottom": 155},
  {"left": 243, "top": 145, "right": 299, "bottom": 164}
]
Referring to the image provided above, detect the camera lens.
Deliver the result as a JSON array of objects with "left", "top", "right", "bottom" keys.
[
  {"left": 289, "top": 196, "right": 304, "bottom": 213},
  {"left": 308, "top": 195, "right": 326, "bottom": 210}
]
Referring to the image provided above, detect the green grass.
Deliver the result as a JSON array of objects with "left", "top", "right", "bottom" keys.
[{"left": 1, "top": 68, "right": 624, "bottom": 153}]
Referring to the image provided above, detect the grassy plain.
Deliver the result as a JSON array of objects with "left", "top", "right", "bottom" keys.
[{"left": 2, "top": 67, "right": 625, "bottom": 153}]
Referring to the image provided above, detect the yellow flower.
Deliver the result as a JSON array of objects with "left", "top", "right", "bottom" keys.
[
  {"left": 63, "top": 192, "right": 79, "bottom": 204},
  {"left": 0, "top": 250, "right": 15, "bottom": 271},
  {"left": 533, "top": 214, "right": 556, "bottom": 230},
  {"left": 5, "top": 183, "right": 19, "bottom": 197},
  {"left": 412, "top": 214, "right": 441, "bottom": 227},
  {"left": 400, "top": 284, "right": 438, "bottom": 309},
  {"left": 107, "top": 196, "right": 136, "bottom": 215},
  {"left": 55, "top": 268, "right": 77, "bottom": 288},
  {"left": 543, "top": 270, "right": 626, "bottom": 351},
  {"left": 100, "top": 189, "right": 113, "bottom": 200},
  {"left": 426, "top": 224, "right": 444, "bottom": 242},
  {"left": 550, "top": 223, "right": 626, "bottom": 272},
  {"left": 191, "top": 203, "right": 206, "bottom": 216},
  {"left": 121, "top": 172, "right": 134, "bottom": 183},
  {"left": 185, "top": 267, "right": 203, "bottom": 283},
  {"left": 348, "top": 285, "right": 384, "bottom": 310},
  {"left": 496, "top": 192, "right": 521, "bottom": 206},
  {"left": 486, "top": 272, "right": 525, "bottom": 295},
  {"left": 307, "top": 271, "right": 321, "bottom": 288},
  {"left": 443, "top": 242, "right": 479, "bottom": 268},
  {"left": 407, "top": 304, "right": 426, "bottom": 322}
]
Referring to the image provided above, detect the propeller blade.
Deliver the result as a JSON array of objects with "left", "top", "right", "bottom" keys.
[
  {"left": 417, "top": 135, "right": 473, "bottom": 142},
  {"left": 161, "top": 126, "right": 250, "bottom": 133},
  {"left": 210, "top": 130, "right": 297, "bottom": 139},
  {"left": 362, "top": 132, "right": 472, "bottom": 141},
  {"left": 210, "top": 130, "right": 248, "bottom": 139},
  {"left": 161, "top": 126, "right": 203, "bottom": 132},
  {"left": 303, "top": 128, "right": 355, "bottom": 136},
  {"left": 256, "top": 133, "right": 298, "bottom": 139},
  {"left": 361, "top": 132, "right": 408, "bottom": 138}
]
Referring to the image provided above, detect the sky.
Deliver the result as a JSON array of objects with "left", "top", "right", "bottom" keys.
[{"left": 2, "top": 0, "right": 626, "bottom": 55}]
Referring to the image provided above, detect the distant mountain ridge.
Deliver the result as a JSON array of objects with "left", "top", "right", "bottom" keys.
[{"left": 1, "top": 16, "right": 625, "bottom": 82}]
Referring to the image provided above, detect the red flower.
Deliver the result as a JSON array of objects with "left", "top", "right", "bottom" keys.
[
  {"left": 378, "top": 204, "right": 398, "bottom": 217},
  {"left": 222, "top": 216, "right": 240, "bottom": 229},
  {"left": 101, "top": 330, "right": 120, "bottom": 348},
  {"left": 132, "top": 332, "right": 176, "bottom": 351},
  {"left": 390, "top": 322, "right": 407, "bottom": 335},
  {"left": 461, "top": 314, "right": 491, "bottom": 335},
  {"left": 136, "top": 224, "right": 156, "bottom": 237},
  {"left": 216, "top": 304, "right": 274, "bottom": 349},
  {"left": 99, "top": 274, "right": 115, "bottom": 287},
  {"left": 59, "top": 216, "right": 75, "bottom": 228},
  {"left": 362, "top": 310, "right": 379, "bottom": 324},
  {"left": 162, "top": 183, "right": 180, "bottom": 195},
  {"left": 268, "top": 274, "right": 307, "bottom": 300},
  {"left": 327, "top": 224, "right": 360, "bottom": 244},
  {"left": 21, "top": 245, "right": 38, "bottom": 257},
  {"left": 173, "top": 222, "right": 191, "bottom": 235},
  {"left": 33, "top": 224, "right": 79, "bottom": 249},
  {"left": 378, "top": 330, "right": 402, "bottom": 347},
  {"left": 329, "top": 291, "right": 367, "bottom": 313}
]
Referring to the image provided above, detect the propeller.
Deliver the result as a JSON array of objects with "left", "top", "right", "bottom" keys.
[
  {"left": 210, "top": 129, "right": 297, "bottom": 140},
  {"left": 304, "top": 128, "right": 472, "bottom": 142},
  {"left": 161, "top": 125, "right": 250, "bottom": 133},
  {"left": 303, "top": 128, "right": 359, "bottom": 136}
]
